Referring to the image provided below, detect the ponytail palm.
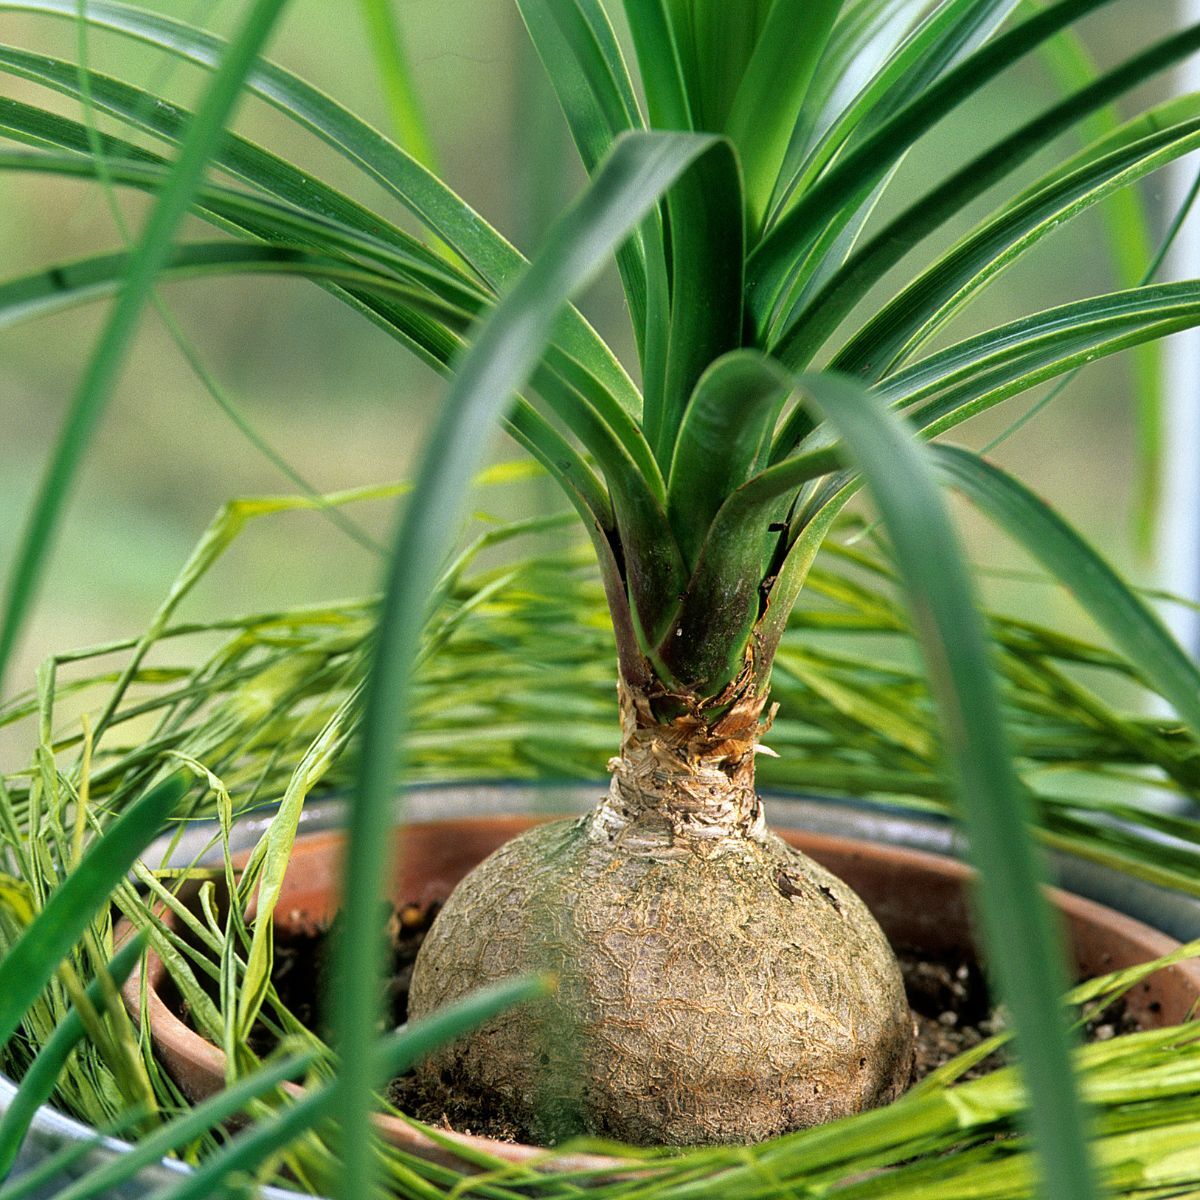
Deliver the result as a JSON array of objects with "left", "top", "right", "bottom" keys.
[{"left": 4, "top": 0, "right": 1200, "bottom": 1195}]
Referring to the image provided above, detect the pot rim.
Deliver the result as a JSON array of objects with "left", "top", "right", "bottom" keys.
[
  {"left": 11, "top": 786, "right": 1200, "bottom": 1196},
  {"left": 144, "top": 784, "right": 1200, "bottom": 942},
  {"left": 121, "top": 815, "right": 1200, "bottom": 1176}
]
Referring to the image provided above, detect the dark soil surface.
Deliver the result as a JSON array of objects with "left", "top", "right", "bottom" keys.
[
  {"left": 258, "top": 902, "right": 433, "bottom": 1053},
  {"left": 899, "top": 947, "right": 1140, "bottom": 1084},
  {"left": 217, "top": 901, "right": 1142, "bottom": 1145}
]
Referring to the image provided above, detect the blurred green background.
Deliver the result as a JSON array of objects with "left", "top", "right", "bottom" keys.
[{"left": 0, "top": 1, "right": 1188, "bottom": 763}]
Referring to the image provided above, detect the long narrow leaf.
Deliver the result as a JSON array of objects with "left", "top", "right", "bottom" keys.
[
  {"left": 333, "top": 129, "right": 720, "bottom": 1199},
  {"left": 0, "top": 143, "right": 485, "bottom": 307},
  {"left": 772, "top": 0, "right": 925, "bottom": 208},
  {"left": 0, "top": 0, "right": 289, "bottom": 692},
  {"left": 0, "top": 934, "right": 146, "bottom": 1178},
  {"left": 772, "top": 18, "right": 1200, "bottom": 368},
  {"left": 0, "top": 774, "right": 184, "bottom": 1049},
  {"left": 888, "top": 282, "right": 1200, "bottom": 436},
  {"left": 769, "top": 0, "right": 1017, "bottom": 241},
  {"left": 514, "top": 0, "right": 642, "bottom": 171},
  {"left": 748, "top": 0, "right": 1126, "bottom": 334},
  {"left": 788, "top": 280, "right": 1200, "bottom": 547},
  {"left": 724, "top": 0, "right": 841, "bottom": 230},
  {"left": 763, "top": 0, "right": 1021, "bottom": 316},
  {"left": 1026, "top": 1, "right": 1157, "bottom": 298},
  {"left": 804, "top": 371, "right": 1097, "bottom": 1200},
  {"left": 935, "top": 446, "right": 1200, "bottom": 740},
  {"left": 25, "top": 982, "right": 545, "bottom": 1200},
  {"left": 4, "top": 0, "right": 641, "bottom": 414},
  {"left": 1007, "top": 72, "right": 1197, "bottom": 540},
  {"left": 34, "top": 1050, "right": 317, "bottom": 1200},
  {"left": 685, "top": 0, "right": 770, "bottom": 132},
  {"left": 649, "top": 141, "right": 744, "bottom": 475},
  {"left": 0, "top": 131, "right": 663, "bottom": 514},
  {"left": 831, "top": 114, "right": 1200, "bottom": 381},
  {"left": 621, "top": 0, "right": 694, "bottom": 130},
  {"left": 0, "top": 46, "right": 455, "bottom": 282},
  {"left": 0, "top": 218, "right": 612, "bottom": 535},
  {"left": 516, "top": 0, "right": 650, "bottom": 353},
  {"left": 0, "top": 242, "right": 473, "bottom": 333}
]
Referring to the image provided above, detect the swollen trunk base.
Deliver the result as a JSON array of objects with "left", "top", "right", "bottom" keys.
[{"left": 408, "top": 680, "right": 914, "bottom": 1144}]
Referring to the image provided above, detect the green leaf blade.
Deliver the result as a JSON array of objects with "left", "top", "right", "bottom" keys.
[
  {"left": 648, "top": 138, "right": 745, "bottom": 474},
  {"left": 4, "top": 0, "right": 642, "bottom": 415},
  {"left": 832, "top": 112, "right": 1200, "bottom": 382},
  {"left": 935, "top": 446, "right": 1200, "bottom": 742},
  {"left": 724, "top": 0, "right": 842, "bottom": 232},
  {"left": 516, "top": 0, "right": 651, "bottom": 354},
  {"left": 333, "top": 129, "right": 721, "bottom": 1199},
  {"left": 803, "top": 371, "right": 1098, "bottom": 1200},
  {"left": 622, "top": 0, "right": 694, "bottom": 130},
  {"left": 0, "top": 934, "right": 147, "bottom": 1178},
  {"left": 772, "top": 18, "right": 1200, "bottom": 369},
  {"left": 748, "top": 0, "right": 1120, "bottom": 339},
  {"left": 0, "top": 774, "right": 184, "bottom": 1050},
  {"left": 0, "top": 0, "right": 289, "bottom": 692}
]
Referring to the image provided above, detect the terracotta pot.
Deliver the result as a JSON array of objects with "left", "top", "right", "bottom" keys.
[{"left": 122, "top": 816, "right": 1200, "bottom": 1171}]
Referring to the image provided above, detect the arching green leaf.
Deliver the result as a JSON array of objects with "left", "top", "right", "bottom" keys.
[
  {"left": 832, "top": 114, "right": 1200, "bottom": 382},
  {"left": 802, "top": 373, "right": 1096, "bottom": 1200},
  {"left": 2, "top": 0, "right": 642, "bottom": 414},
  {"left": 934, "top": 446, "right": 1200, "bottom": 741},
  {"left": 0, "top": 46, "right": 455, "bottom": 281},
  {"left": 771, "top": 19, "right": 1200, "bottom": 368},
  {"left": 748, "top": 0, "right": 1135, "bottom": 338},
  {"left": 334, "top": 129, "right": 723, "bottom": 1197},
  {"left": 766, "top": 0, "right": 1018, "bottom": 292},
  {"left": 886, "top": 282, "right": 1200, "bottom": 438},
  {"left": 0, "top": 0, "right": 289, "bottom": 692}
]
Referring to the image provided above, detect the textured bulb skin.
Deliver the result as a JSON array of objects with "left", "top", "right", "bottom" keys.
[{"left": 407, "top": 812, "right": 914, "bottom": 1145}]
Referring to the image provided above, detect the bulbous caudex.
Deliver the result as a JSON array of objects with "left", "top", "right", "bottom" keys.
[{"left": 408, "top": 671, "right": 914, "bottom": 1145}]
